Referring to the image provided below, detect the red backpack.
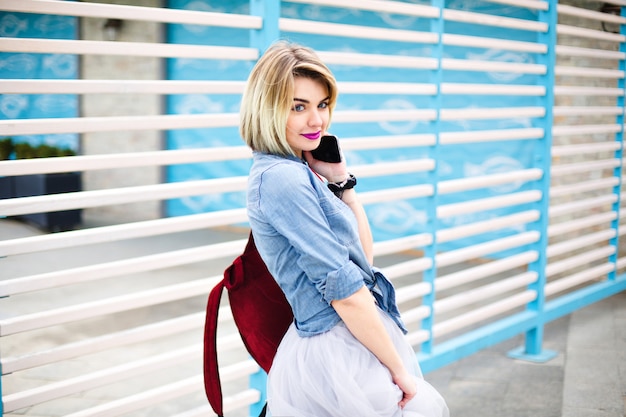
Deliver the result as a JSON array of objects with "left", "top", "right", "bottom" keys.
[{"left": 203, "top": 232, "right": 293, "bottom": 417}]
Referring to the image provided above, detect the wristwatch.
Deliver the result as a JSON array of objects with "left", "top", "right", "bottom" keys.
[{"left": 327, "top": 173, "right": 357, "bottom": 199}]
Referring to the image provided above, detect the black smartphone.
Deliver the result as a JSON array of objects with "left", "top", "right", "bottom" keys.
[{"left": 311, "top": 134, "right": 342, "bottom": 163}]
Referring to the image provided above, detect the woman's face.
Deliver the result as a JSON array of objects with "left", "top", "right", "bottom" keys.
[{"left": 286, "top": 76, "right": 330, "bottom": 158}]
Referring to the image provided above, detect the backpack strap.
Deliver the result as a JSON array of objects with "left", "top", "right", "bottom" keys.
[{"left": 203, "top": 276, "right": 226, "bottom": 417}]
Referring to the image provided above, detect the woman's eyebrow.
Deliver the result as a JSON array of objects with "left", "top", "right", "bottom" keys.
[{"left": 293, "top": 96, "right": 330, "bottom": 103}]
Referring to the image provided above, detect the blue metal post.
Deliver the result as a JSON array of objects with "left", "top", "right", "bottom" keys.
[
  {"left": 508, "top": 0, "right": 558, "bottom": 363},
  {"left": 419, "top": 0, "right": 444, "bottom": 358},
  {"left": 249, "top": 0, "right": 280, "bottom": 54},
  {"left": 249, "top": 368, "right": 268, "bottom": 416},
  {"left": 608, "top": 6, "right": 625, "bottom": 281}
]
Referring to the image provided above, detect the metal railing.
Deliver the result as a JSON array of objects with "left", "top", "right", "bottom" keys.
[{"left": 1, "top": 0, "right": 625, "bottom": 415}]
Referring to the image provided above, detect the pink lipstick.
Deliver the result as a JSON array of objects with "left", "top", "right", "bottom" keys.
[{"left": 302, "top": 131, "right": 321, "bottom": 140}]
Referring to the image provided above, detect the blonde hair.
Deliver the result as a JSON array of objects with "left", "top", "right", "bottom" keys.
[{"left": 240, "top": 41, "right": 337, "bottom": 156}]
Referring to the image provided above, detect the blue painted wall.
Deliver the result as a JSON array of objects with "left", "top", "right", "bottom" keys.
[{"left": 0, "top": 5, "right": 79, "bottom": 154}]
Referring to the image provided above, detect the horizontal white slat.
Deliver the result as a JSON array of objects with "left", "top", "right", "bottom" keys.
[
  {"left": 0, "top": 209, "right": 248, "bottom": 257},
  {"left": 547, "top": 211, "right": 618, "bottom": 238},
  {"left": 338, "top": 82, "right": 437, "bottom": 95},
  {"left": 555, "top": 65, "right": 624, "bottom": 79},
  {"left": 402, "top": 305, "right": 432, "bottom": 325},
  {"left": 443, "top": 9, "right": 548, "bottom": 32},
  {"left": 0, "top": 313, "right": 207, "bottom": 373},
  {"left": 437, "top": 190, "right": 542, "bottom": 218},
  {"left": 550, "top": 158, "right": 621, "bottom": 176},
  {"left": 340, "top": 134, "right": 436, "bottom": 150},
  {"left": 553, "top": 106, "right": 623, "bottom": 116},
  {"left": 0, "top": 177, "right": 248, "bottom": 217},
  {"left": 479, "top": 0, "right": 548, "bottom": 11},
  {"left": 0, "top": 0, "right": 262, "bottom": 28},
  {"left": 435, "top": 271, "right": 537, "bottom": 314},
  {"left": 373, "top": 233, "right": 433, "bottom": 256},
  {"left": 433, "top": 290, "right": 537, "bottom": 337},
  {"left": 552, "top": 124, "right": 622, "bottom": 137},
  {"left": 545, "top": 262, "right": 614, "bottom": 297},
  {"left": 0, "top": 79, "right": 246, "bottom": 95},
  {"left": 351, "top": 159, "right": 435, "bottom": 178},
  {"left": 439, "top": 127, "right": 544, "bottom": 144},
  {"left": 0, "top": 113, "right": 240, "bottom": 136},
  {"left": 557, "top": 23, "right": 625, "bottom": 43},
  {"left": 0, "top": 147, "right": 252, "bottom": 176},
  {"left": 359, "top": 184, "right": 434, "bottom": 204},
  {"left": 0, "top": 276, "right": 220, "bottom": 336},
  {"left": 279, "top": 18, "right": 437, "bottom": 43},
  {"left": 441, "top": 83, "right": 545, "bottom": 95},
  {"left": 0, "top": 239, "right": 245, "bottom": 296},
  {"left": 285, "top": 0, "right": 439, "bottom": 18},
  {"left": 557, "top": 3, "right": 626, "bottom": 24},
  {"left": 395, "top": 282, "right": 433, "bottom": 304},
  {"left": 546, "top": 229, "right": 616, "bottom": 258},
  {"left": 406, "top": 329, "right": 432, "bottom": 347},
  {"left": 554, "top": 86, "right": 624, "bottom": 96},
  {"left": 2, "top": 345, "right": 202, "bottom": 412},
  {"left": 437, "top": 210, "right": 540, "bottom": 243},
  {"left": 318, "top": 50, "right": 438, "bottom": 69},
  {"left": 63, "top": 376, "right": 204, "bottom": 417},
  {"left": 0, "top": 37, "right": 258, "bottom": 60},
  {"left": 549, "top": 194, "right": 618, "bottom": 218},
  {"left": 383, "top": 257, "right": 433, "bottom": 281},
  {"left": 551, "top": 141, "right": 621, "bottom": 156},
  {"left": 441, "top": 58, "right": 546, "bottom": 74},
  {"left": 439, "top": 169, "right": 543, "bottom": 194},
  {"left": 333, "top": 108, "right": 438, "bottom": 123},
  {"left": 443, "top": 33, "right": 547, "bottom": 53},
  {"left": 436, "top": 231, "right": 540, "bottom": 268},
  {"left": 546, "top": 246, "right": 616, "bottom": 278},
  {"left": 440, "top": 107, "right": 545, "bottom": 120},
  {"left": 69, "top": 385, "right": 258, "bottom": 417},
  {"left": 4, "top": 351, "right": 257, "bottom": 414},
  {"left": 436, "top": 251, "right": 539, "bottom": 291},
  {"left": 556, "top": 45, "right": 626, "bottom": 60},
  {"left": 550, "top": 177, "right": 620, "bottom": 198}
]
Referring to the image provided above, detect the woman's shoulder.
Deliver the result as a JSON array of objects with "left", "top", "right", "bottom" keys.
[{"left": 252, "top": 153, "right": 309, "bottom": 183}]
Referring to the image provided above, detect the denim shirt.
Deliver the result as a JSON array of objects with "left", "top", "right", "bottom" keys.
[{"left": 247, "top": 151, "right": 407, "bottom": 337}]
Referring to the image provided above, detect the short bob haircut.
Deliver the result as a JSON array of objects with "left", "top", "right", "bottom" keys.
[{"left": 240, "top": 41, "right": 338, "bottom": 157}]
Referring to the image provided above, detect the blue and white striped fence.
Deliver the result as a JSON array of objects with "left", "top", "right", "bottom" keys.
[{"left": 0, "top": 0, "right": 625, "bottom": 415}]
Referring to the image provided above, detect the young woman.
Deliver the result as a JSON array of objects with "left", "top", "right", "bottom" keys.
[{"left": 240, "top": 40, "right": 449, "bottom": 417}]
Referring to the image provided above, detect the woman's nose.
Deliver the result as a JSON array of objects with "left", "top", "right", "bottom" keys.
[{"left": 309, "top": 109, "right": 323, "bottom": 126}]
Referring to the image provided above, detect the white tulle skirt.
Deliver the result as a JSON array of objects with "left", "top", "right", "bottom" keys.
[{"left": 267, "top": 308, "right": 449, "bottom": 417}]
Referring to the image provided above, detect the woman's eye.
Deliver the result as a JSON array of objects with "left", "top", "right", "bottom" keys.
[
  {"left": 319, "top": 102, "right": 328, "bottom": 109},
  {"left": 293, "top": 104, "right": 305, "bottom": 112}
]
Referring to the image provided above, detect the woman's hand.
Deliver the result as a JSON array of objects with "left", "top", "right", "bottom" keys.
[
  {"left": 392, "top": 368, "right": 417, "bottom": 409},
  {"left": 303, "top": 150, "right": 348, "bottom": 183}
]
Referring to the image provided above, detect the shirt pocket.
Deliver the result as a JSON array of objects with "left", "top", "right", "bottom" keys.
[{"left": 320, "top": 195, "right": 359, "bottom": 247}]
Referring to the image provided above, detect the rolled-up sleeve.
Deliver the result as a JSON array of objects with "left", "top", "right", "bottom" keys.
[{"left": 321, "top": 262, "right": 365, "bottom": 304}]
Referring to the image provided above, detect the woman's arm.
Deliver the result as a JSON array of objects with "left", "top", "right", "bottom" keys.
[
  {"left": 339, "top": 188, "right": 373, "bottom": 265},
  {"left": 331, "top": 286, "right": 417, "bottom": 408},
  {"left": 303, "top": 151, "right": 374, "bottom": 264}
]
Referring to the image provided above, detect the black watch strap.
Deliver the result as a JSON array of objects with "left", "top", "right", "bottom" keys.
[{"left": 328, "top": 173, "right": 357, "bottom": 198}]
